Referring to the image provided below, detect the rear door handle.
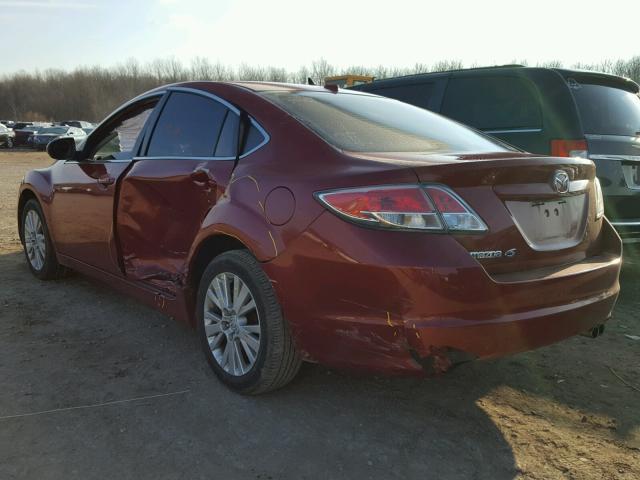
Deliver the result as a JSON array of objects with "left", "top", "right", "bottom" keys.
[
  {"left": 190, "top": 168, "right": 214, "bottom": 185},
  {"left": 97, "top": 175, "right": 115, "bottom": 186}
]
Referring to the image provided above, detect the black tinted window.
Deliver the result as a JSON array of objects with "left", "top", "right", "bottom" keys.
[
  {"left": 214, "top": 112, "right": 239, "bottom": 157},
  {"left": 441, "top": 76, "right": 542, "bottom": 130},
  {"left": 242, "top": 124, "right": 265, "bottom": 154},
  {"left": 262, "top": 91, "right": 508, "bottom": 154},
  {"left": 372, "top": 83, "right": 434, "bottom": 109},
  {"left": 571, "top": 83, "right": 640, "bottom": 136},
  {"left": 148, "top": 92, "right": 228, "bottom": 157}
]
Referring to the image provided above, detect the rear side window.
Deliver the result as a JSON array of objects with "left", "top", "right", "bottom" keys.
[
  {"left": 147, "top": 92, "right": 228, "bottom": 157},
  {"left": 441, "top": 76, "right": 542, "bottom": 130},
  {"left": 570, "top": 83, "right": 640, "bottom": 136},
  {"left": 242, "top": 124, "right": 265, "bottom": 153},
  {"left": 371, "top": 83, "right": 435, "bottom": 109}
]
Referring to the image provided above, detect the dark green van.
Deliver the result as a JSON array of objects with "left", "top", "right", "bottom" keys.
[{"left": 352, "top": 66, "right": 640, "bottom": 242}]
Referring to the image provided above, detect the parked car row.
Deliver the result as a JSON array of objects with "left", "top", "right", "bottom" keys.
[
  {"left": 0, "top": 123, "right": 15, "bottom": 148},
  {"left": 0, "top": 120, "right": 94, "bottom": 149},
  {"left": 351, "top": 66, "right": 640, "bottom": 242},
  {"left": 29, "top": 126, "right": 88, "bottom": 150}
]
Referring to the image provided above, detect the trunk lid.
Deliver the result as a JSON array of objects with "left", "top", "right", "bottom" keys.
[{"left": 408, "top": 153, "right": 599, "bottom": 275}]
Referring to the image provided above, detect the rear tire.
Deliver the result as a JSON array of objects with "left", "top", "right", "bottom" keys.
[
  {"left": 6, "top": 137, "right": 13, "bottom": 149},
  {"left": 196, "top": 250, "right": 301, "bottom": 394},
  {"left": 21, "top": 199, "right": 67, "bottom": 280}
]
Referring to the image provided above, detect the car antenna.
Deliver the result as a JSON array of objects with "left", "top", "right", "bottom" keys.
[{"left": 307, "top": 77, "right": 315, "bottom": 85}]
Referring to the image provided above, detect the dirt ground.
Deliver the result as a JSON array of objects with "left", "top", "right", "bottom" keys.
[{"left": 0, "top": 151, "right": 639, "bottom": 480}]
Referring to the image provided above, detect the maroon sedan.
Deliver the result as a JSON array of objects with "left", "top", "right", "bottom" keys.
[{"left": 18, "top": 82, "right": 621, "bottom": 393}]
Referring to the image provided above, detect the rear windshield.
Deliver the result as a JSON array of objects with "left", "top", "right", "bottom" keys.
[
  {"left": 261, "top": 90, "right": 510, "bottom": 154},
  {"left": 571, "top": 83, "right": 640, "bottom": 136}
]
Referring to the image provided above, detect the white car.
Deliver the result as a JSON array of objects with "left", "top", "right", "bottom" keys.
[{"left": 29, "top": 126, "right": 87, "bottom": 151}]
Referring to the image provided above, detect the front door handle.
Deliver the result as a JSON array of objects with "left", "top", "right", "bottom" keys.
[{"left": 97, "top": 175, "right": 115, "bottom": 186}]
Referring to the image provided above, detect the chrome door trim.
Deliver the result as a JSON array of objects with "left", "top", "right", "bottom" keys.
[
  {"left": 483, "top": 128, "right": 542, "bottom": 134},
  {"left": 611, "top": 221, "right": 640, "bottom": 226},
  {"left": 590, "top": 154, "right": 640, "bottom": 162}
]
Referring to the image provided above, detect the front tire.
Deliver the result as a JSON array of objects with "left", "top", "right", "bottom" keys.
[
  {"left": 21, "top": 199, "right": 66, "bottom": 280},
  {"left": 196, "top": 250, "right": 301, "bottom": 394}
]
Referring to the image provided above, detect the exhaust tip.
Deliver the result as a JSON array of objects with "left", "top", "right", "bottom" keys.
[{"left": 580, "top": 324, "right": 605, "bottom": 338}]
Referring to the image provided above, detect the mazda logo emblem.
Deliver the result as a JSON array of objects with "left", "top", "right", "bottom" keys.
[{"left": 551, "top": 170, "right": 570, "bottom": 194}]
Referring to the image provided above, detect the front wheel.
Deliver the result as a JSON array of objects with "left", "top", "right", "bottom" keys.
[
  {"left": 196, "top": 250, "right": 301, "bottom": 394},
  {"left": 6, "top": 137, "right": 13, "bottom": 148},
  {"left": 21, "top": 199, "right": 67, "bottom": 280}
]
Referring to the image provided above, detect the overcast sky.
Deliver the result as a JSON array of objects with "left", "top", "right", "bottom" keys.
[{"left": 0, "top": 0, "right": 638, "bottom": 75}]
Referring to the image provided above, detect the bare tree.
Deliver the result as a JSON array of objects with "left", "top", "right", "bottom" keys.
[
  {"left": 291, "top": 65, "right": 310, "bottom": 84},
  {"left": 311, "top": 58, "right": 335, "bottom": 85},
  {"left": 190, "top": 57, "right": 214, "bottom": 80},
  {"left": 1, "top": 56, "right": 638, "bottom": 122}
]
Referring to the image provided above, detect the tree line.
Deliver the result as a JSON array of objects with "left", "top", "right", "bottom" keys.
[{"left": 1, "top": 56, "right": 639, "bottom": 123}]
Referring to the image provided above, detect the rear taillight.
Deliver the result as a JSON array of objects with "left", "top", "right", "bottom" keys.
[
  {"left": 424, "top": 186, "right": 488, "bottom": 231},
  {"left": 594, "top": 177, "right": 605, "bottom": 220},
  {"left": 316, "top": 185, "right": 487, "bottom": 232},
  {"left": 550, "top": 139, "right": 588, "bottom": 158}
]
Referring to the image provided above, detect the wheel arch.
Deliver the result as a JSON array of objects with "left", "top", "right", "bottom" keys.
[{"left": 187, "top": 232, "right": 252, "bottom": 295}]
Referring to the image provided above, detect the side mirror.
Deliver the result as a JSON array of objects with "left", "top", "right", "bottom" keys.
[{"left": 47, "top": 136, "right": 76, "bottom": 160}]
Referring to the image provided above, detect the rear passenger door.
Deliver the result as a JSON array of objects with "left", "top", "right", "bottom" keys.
[
  {"left": 440, "top": 75, "right": 544, "bottom": 153},
  {"left": 116, "top": 88, "right": 246, "bottom": 293}
]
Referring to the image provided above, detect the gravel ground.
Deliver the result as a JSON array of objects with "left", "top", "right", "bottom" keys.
[{"left": 0, "top": 151, "right": 639, "bottom": 479}]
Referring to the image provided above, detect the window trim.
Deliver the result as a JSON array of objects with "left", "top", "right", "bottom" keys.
[{"left": 140, "top": 86, "right": 270, "bottom": 160}]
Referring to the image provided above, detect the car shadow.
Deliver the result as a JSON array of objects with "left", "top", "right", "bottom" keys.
[{"left": 1, "top": 249, "right": 638, "bottom": 479}]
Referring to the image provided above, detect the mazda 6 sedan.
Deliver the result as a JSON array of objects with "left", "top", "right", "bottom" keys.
[{"left": 18, "top": 81, "right": 622, "bottom": 393}]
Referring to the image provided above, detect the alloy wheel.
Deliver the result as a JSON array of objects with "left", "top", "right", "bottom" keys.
[
  {"left": 24, "top": 209, "right": 46, "bottom": 271},
  {"left": 204, "top": 272, "right": 261, "bottom": 376}
]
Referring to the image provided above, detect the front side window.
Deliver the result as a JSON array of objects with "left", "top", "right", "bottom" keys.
[
  {"left": 441, "top": 76, "right": 542, "bottom": 131},
  {"left": 262, "top": 90, "right": 509, "bottom": 154},
  {"left": 147, "top": 92, "right": 228, "bottom": 157},
  {"left": 90, "top": 100, "right": 158, "bottom": 161}
]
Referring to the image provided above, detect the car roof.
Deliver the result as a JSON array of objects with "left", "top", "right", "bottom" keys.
[
  {"left": 206, "top": 81, "right": 378, "bottom": 95},
  {"left": 351, "top": 65, "right": 639, "bottom": 93},
  {"left": 144, "top": 80, "right": 377, "bottom": 96}
]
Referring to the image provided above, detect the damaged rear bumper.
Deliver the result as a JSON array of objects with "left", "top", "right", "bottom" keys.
[
  {"left": 262, "top": 213, "right": 622, "bottom": 376},
  {"left": 405, "top": 286, "right": 617, "bottom": 375}
]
